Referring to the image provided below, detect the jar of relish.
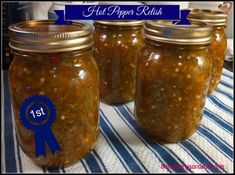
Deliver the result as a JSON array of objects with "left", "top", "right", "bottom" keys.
[
  {"left": 93, "top": 20, "right": 144, "bottom": 105},
  {"left": 8, "top": 20, "right": 99, "bottom": 167},
  {"left": 188, "top": 9, "right": 228, "bottom": 94},
  {"left": 135, "top": 21, "right": 212, "bottom": 143}
]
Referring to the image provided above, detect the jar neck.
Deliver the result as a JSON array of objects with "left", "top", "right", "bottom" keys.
[
  {"left": 94, "top": 23, "right": 143, "bottom": 30},
  {"left": 11, "top": 48, "right": 92, "bottom": 60},
  {"left": 145, "top": 39, "right": 210, "bottom": 50},
  {"left": 213, "top": 25, "right": 226, "bottom": 30}
]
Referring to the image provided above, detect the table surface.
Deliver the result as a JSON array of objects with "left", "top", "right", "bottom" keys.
[{"left": 1, "top": 69, "right": 234, "bottom": 173}]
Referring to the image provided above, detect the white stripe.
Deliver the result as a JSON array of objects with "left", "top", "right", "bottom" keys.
[
  {"left": 208, "top": 97, "right": 233, "bottom": 116},
  {"left": 206, "top": 98, "right": 233, "bottom": 119},
  {"left": 221, "top": 74, "right": 233, "bottom": 83},
  {"left": 189, "top": 133, "right": 233, "bottom": 173},
  {"left": 206, "top": 100, "right": 233, "bottom": 126},
  {"left": 126, "top": 102, "right": 135, "bottom": 112},
  {"left": 221, "top": 72, "right": 233, "bottom": 83},
  {"left": 220, "top": 79, "right": 233, "bottom": 88},
  {"left": 64, "top": 160, "right": 87, "bottom": 173},
  {"left": 217, "top": 84, "right": 233, "bottom": 97},
  {"left": 213, "top": 91, "right": 233, "bottom": 108},
  {"left": 221, "top": 75, "right": 234, "bottom": 86},
  {"left": 81, "top": 159, "right": 90, "bottom": 173},
  {"left": 18, "top": 148, "right": 44, "bottom": 173},
  {"left": 222, "top": 68, "right": 233, "bottom": 77},
  {"left": 101, "top": 112, "right": 148, "bottom": 173},
  {"left": 100, "top": 128, "right": 131, "bottom": 173},
  {"left": 1, "top": 70, "right": 5, "bottom": 173},
  {"left": 211, "top": 96, "right": 233, "bottom": 110},
  {"left": 217, "top": 82, "right": 233, "bottom": 94},
  {"left": 205, "top": 108, "right": 233, "bottom": 128},
  {"left": 10, "top": 106, "right": 20, "bottom": 173}
]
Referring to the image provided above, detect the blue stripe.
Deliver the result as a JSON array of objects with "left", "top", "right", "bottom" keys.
[
  {"left": 93, "top": 150, "right": 108, "bottom": 173},
  {"left": 220, "top": 80, "right": 233, "bottom": 89},
  {"left": 204, "top": 109, "right": 233, "bottom": 134},
  {"left": 100, "top": 110, "right": 148, "bottom": 173},
  {"left": 83, "top": 151, "right": 104, "bottom": 173},
  {"left": 215, "top": 88, "right": 233, "bottom": 100},
  {"left": 211, "top": 96, "right": 233, "bottom": 111},
  {"left": 116, "top": 105, "right": 192, "bottom": 173},
  {"left": 222, "top": 72, "right": 233, "bottom": 79},
  {"left": 217, "top": 84, "right": 233, "bottom": 96},
  {"left": 180, "top": 140, "right": 226, "bottom": 173},
  {"left": 46, "top": 168, "right": 61, "bottom": 173},
  {"left": 9, "top": 95, "right": 23, "bottom": 173},
  {"left": 197, "top": 126, "right": 233, "bottom": 161},
  {"left": 208, "top": 96, "right": 233, "bottom": 115},
  {"left": 4, "top": 71, "right": 17, "bottom": 173},
  {"left": 100, "top": 130, "right": 130, "bottom": 173},
  {"left": 215, "top": 87, "right": 233, "bottom": 101}
]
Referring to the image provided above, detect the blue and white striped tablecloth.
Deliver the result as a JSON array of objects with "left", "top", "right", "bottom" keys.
[{"left": 1, "top": 69, "right": 234, "bottom": 173}]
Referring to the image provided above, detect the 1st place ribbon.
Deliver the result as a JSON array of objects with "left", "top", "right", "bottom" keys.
[
  {"left": 20, "top": 95, "right": 62, "bottom": 157},
  {"left": 54, "top": 5, "right": 191, "bottom": 25}
]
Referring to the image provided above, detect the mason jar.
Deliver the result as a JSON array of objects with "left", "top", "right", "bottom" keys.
[
  {"left": 188, "top": 9, "right": 228, "bottom": 94},
  {"left": 8, "top": 20, "right": 99, "bottom": 167},
  {"left": 135, "top": 21, "right": 212, "bottom": 143},
  {"left": 93, "top": 20, "right": 144, "bottom": 105}
]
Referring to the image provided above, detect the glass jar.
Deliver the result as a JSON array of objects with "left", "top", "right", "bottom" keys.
[
  {"left": 8, "top": 20, "right": 99, "bottom": 167},
  {"left": 188, "top": 9, "right": 228, "bottom": 94},
  {"left": 93, "top": 21, "right": 144, "bottom": 105},
  {"left": 135, "top": 21, "right": 212, "bottom": 143}
]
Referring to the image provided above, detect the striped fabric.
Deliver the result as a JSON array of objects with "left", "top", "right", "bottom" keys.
[{"left": 1, "top": 69, "right": 234, "bottom": 173}]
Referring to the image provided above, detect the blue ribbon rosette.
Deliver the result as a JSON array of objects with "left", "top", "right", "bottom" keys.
[{"left": 20, "top": 95, "right": 62, "bottom": 157}]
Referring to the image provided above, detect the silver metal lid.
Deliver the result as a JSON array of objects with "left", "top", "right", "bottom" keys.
[
  {"left": 8, "top": 20, "right": 93, "bottom": 53},
  {"left": 144, "top": 20, "right": 213, "bottom": 45}
]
